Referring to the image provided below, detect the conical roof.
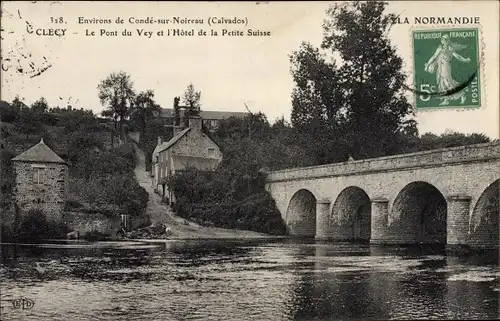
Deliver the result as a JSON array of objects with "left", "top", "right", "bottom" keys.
[{"left": 12, "top": 138, "right": 65, "bottom": 164}]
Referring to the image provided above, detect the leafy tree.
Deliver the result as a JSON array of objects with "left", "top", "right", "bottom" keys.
[
  {"left": 419, "top": 130, "right": 490, "bottom": 151},
  {"left": 0, "top": 149, "right": 15, "bottom": 210},
  {"left": 57, "top": 109, "right": 98, "bottom": 134},
  {"left": 0, "top": 101, "right": 16, "bottom": 122},
  {"left": 140, "top": 118, "right": 172, "bottom": 172},
  {"left": 31, "top": 97, "right": 49, "bottom": 114},
  {"left": 97, "top": 71, "right": 136, "bottom": 139},
  {"left": 182, "top": 83, "right": 201, "bottom": 117},
  {"left": 15, "top": 108, "right": 43, "bottom": 139},
  {"left": 290, "top": 1, "right": 417, "bottom": 163},
  {"left": 166, "top": 168, "right": 287, "bottom": 235},
  {"left": 66, "top": 129, "right": 104, "bottom": 164},
  {"left": 130, "top": 89, "right": 161, "bottom": 136},
  {"left": 11, "top": 96, "right": 26, "bottom": 110}
]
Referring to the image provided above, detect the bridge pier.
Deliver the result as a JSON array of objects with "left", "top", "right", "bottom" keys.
[
  {"left": 446, "top": 194, "right": 472, "bottom": 251},
  {"left": 315, "top": 199, "right": 331, "bottom": 240},
  {"left": 369, "top": 197, "right": 390, "bottom": 244}
]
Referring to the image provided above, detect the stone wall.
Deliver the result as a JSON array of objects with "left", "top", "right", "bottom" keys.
[
  {"left": 171, "top": 129, "right": 222, "bottom": 160},
  {"left": 13, "top": 161, "right": 68, "bottom": 222},
  {"left": 64, "top": 211, "right": 121, "bottom": 236},
  {"left": 266, "top": 142, "right": 500, "bottom": 183},
  {"left": 63, "top": 212, "right": 151, "bottom": 237}
]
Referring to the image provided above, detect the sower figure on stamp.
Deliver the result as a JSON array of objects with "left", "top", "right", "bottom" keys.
[{"left": 424, "top": 34, "right": 471, "bottom": 106}]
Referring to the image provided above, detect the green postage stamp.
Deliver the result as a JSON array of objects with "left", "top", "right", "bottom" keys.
[{"left": 412, "top": 28, "right": 481, "bottom": 110}]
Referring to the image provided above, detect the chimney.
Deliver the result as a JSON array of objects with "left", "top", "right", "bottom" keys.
[
  {"left": 188, "top": 115, "right": 202, "bottom": 132},
  {"left": 173, "top": 126, "right": 184, "bottom": 136},
  {"left": 173, "top": 97, "right": 180, "bottom": 126},
  {"left": 157, "top": 136, "right": 162, "bottom": 145}
]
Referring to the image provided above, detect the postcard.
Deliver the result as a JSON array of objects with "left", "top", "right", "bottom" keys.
[{"left": 1, "top": 2, "right": 498, "bottom": 320}]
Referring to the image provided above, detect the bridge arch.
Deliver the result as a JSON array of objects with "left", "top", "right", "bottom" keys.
[
  {"left": 390, "top": 181, "right": 447, "bottom": 244},
  {"left": 285, "top": 189, "right": 317, "bottom": 237},
  {"left": 469, "top": 179, "right": 499, "bottom": 249},
  {"left": 331, "top": 186, "right": 371, "bottom": 241}
]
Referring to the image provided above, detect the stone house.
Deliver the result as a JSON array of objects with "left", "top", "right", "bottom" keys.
[
  {"left": 152, "top": 115, "right": 222, "bottom": 203},
  {"left": 12, "top": 138, "right": 68, "bottom": 223}
]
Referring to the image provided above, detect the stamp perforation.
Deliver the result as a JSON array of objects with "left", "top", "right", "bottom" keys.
[{"left": 407, "top": 24, "right": 486, "bottom": 113}]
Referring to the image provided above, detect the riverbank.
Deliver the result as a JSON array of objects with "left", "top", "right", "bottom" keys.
[{"left": 131, "top": 141, "right": 281, "bottom": 240}]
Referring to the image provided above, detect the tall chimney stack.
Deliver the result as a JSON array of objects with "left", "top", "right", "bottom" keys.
[
  {"left": 173, "top": 97, "right": 180, "bottom": 126},
  {"left": 188, "top": 115, "right": 202, "bottom": 133}
]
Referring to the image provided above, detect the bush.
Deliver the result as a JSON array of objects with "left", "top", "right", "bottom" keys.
[
  {"left": 1, "top": 224, "right": 16, "bottom": 243},
  {"left": 83, "top": 230, "right": 110, "bottom": 242},
  {"left": 0, "top": 101, "right": 20, "bottom": 122},
  {"left": 70, "top": 174, "right": 148, "bottom": 217},
  {"left": 112, "top": 143, "right": 136, "bottom": 169},
  {"left": 15, "top": 209, "right": 69, "bottom": 243},
  {"left": 168, "top": 168, "right": 287, "bottom": 235}
]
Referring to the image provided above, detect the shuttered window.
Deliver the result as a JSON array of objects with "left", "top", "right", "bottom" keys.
[{"left": 33, "top": 168, "right": 45, "bottom": 184}]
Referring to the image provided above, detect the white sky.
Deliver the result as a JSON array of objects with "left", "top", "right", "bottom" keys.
[{"left": 1, "top": 1, "right": 498, "bottom": 138}]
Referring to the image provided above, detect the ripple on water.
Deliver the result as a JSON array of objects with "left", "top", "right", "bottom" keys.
[
  {"left": 448, "top": 270, "right": 500, "bottom": 282},
  {"left": 0, "top": 242, "right": 498, "bottom": 321},
  {"left": 312, "top": 255, "right": 430, "bottom": 275}
]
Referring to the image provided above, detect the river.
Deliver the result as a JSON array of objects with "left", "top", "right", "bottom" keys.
[{"left": 0, "top": 240, "right": 499, "bottom": 320}]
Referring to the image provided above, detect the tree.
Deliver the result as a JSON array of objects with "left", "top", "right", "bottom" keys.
[
  {"left": 419, "top": 130, "right": 490, "bottom": 151},
  {"left": 31, "top": 97, "right": 49, "bottom": 114},
  {"left": 97, "top": 71, "right": 136, "bottom": 139},
  {"left": 66, "top": 129, "right": 104, "bottom": 164},
  {"left": 182, "top": 83, "right": 201, "bottom": 117},
  {"left": 15, "top": 108, "right": 43, "bottom": 139},
  {"left": 290, "top": 1, "right": 417, "bottom": 163},
  {"left": 11, "top": 96, "right": 26, "bottom": 110},
  {"left": 130, "top": 89, "right": 161, "bottom": 136}
]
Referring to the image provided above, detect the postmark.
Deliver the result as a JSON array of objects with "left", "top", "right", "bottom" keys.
[{"left": 411, "top": 27, "right": 482, "bottom": 110}]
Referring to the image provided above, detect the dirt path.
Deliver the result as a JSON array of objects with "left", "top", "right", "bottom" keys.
[{"left": 131, "top": 141, "right": 273, "bottom": 239}]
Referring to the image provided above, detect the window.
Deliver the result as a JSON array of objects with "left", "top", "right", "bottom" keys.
[
  {"left": 208, "top": 148, "right": 215, "bottom": 158},
  {"left": 33, "top": 168, "right": 45, "bottom": 184}
]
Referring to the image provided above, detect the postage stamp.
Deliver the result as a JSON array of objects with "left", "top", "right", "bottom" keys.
[{"left": 412, "top": 27, "right": 481, "bottom": 110}]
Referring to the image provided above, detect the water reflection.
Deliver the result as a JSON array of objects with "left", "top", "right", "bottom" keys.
[{"left": 0, "top": 241, "right": 498, "bottom": 321}]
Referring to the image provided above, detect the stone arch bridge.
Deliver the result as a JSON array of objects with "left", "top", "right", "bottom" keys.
[{"left": 265, "top": 142, "right": 500, "bottom": 250}]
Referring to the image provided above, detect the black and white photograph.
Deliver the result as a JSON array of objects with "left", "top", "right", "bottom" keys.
[{"left": 0, "top": 1, "right": 499, "bottom": 320}]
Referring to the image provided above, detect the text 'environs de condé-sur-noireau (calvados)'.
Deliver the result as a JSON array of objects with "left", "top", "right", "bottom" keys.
[{"left": 78, "top": 16, "right": 272, "bottom": 37}]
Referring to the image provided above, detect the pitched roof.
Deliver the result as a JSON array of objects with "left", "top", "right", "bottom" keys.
[
  {"left": 152, "top": 142, "right": 162, "bottom": 159},
  {"left": 12, "top": 138, "right": 66, "bottom": 164},
  {"left": 160, "top": 108, "right": 248, "bottom": 120},
  {"left": 158, "top": 127, "right": 191, "bottom": 153}
]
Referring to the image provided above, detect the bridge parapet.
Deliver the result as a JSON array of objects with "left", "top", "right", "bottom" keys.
[{"left": 266, "top": 142, "right": 500, "bottom": 182}]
